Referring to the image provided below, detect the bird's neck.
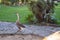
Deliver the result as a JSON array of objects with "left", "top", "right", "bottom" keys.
[
  {"left": 17, "top": 14, "right": 20, "bottom": 21},
  {"left": 17, "top": 15, "right": 19, "bottom": 21},
  {"left": 16, "top": 13, "right": 20, "bottom": 23}
]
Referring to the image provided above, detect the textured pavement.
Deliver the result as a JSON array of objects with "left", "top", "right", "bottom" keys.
[{"left": 0, "top": 22, "right": 60, "bottom": 37}]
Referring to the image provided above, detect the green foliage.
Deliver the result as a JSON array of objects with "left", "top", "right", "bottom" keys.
[
  {"left": 25, "top": 14, "right": 34, "bottom": 23},
  {"left": 0, "top": 3, "right": 60, "bottom": 24},
  {"left": 9, "top": 0, "right": 16, "bottom": 2},
  {"left": 0, "top": 4, "right": 32, "bottom": 23},
  {"left": 54, "top": 3, "right": 60, "bottom": 24}
]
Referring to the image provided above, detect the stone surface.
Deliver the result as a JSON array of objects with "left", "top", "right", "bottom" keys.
[
  {"left": 0, "top": 22, "right": 60, "bottom": 37},
  {"left": 18, "top": 25, "right": 60, "bottom": 37},
  {"left": 0, "top": 22, "right": 19, "bottom": 34}
]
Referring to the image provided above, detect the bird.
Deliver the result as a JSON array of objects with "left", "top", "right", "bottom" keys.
[{"left": 16, "top": 13, "right": 25, "bottom": 32}]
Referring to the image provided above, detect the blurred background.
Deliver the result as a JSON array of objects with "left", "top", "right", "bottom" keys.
[{"left": 0, "top": 0, "right": 60, "bottom": 24}]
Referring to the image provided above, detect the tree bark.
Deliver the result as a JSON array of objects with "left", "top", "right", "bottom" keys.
[
  {"left": 30, "top": 0, "right": 47, "bottom": 23},
  {"left": 29, "top": 0, "right": 56, "bottom": 23}
]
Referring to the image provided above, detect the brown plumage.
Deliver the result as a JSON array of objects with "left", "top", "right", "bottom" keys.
[{"left": 16, "top": 13, "right": 25, "bottom": 31}]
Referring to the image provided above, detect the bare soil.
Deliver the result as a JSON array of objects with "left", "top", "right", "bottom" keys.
[{"left": 0, "top": 34, "right": 44, "bottom": 40}]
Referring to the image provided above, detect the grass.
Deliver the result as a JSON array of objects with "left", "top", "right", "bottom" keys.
[
  {"left": 0, "top": 3, "right": 60, "bottom": 24},
  {"left": 0, "top": 4, "right": 32, "bottom": 23},
  {"left": 55, "top": 3, "right": 60, "bottom": 24}
]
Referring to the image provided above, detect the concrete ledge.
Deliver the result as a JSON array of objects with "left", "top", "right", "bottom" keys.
[{"left": 0, "top": 22, "right": 60, "bottom": 37}]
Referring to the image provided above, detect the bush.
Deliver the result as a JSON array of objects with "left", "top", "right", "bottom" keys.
[{"left": 25, "top": 14, "right": 35, "bottom": 24}]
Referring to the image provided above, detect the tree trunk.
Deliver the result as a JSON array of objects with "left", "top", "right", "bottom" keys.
[
  {"left": 29, "top": 0, "right": 56, "bottom": 23},
  {"left": 30, "top": 0, "right": 47, "bottom": 23}
]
